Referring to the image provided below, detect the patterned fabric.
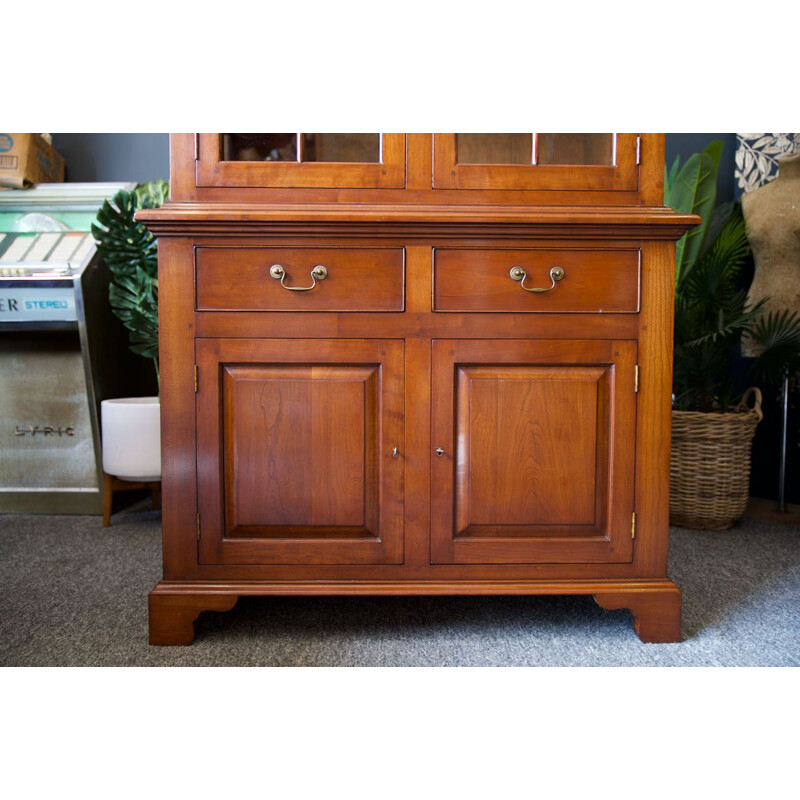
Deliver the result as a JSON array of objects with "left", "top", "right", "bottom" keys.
[{"left": 735, "top": 133, "right": 800, "bottom": 194}]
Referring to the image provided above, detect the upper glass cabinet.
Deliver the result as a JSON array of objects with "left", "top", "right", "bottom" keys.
[
  {"left": 196, "top": 133, "right": 406, "bottom": 188},
  {"left": 433, "top": 133, "right": 640, "bottom": 191}
]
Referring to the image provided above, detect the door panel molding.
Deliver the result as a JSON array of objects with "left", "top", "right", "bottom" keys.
[
  {"left": 431, "top": 338, "right": 636, "bottom": 564},
  {"left": 196, "top": 338, "right": 404, "bottom": 565}
]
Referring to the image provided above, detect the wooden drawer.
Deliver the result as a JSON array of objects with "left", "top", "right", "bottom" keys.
[
  {"left": 433, "top": 247, "right": 640, "bottom": 313},
  {"left": 195, "top": 247, "right": 405, "bottom": 311}
]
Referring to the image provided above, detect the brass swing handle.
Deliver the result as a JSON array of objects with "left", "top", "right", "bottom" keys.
[
  {"left": 269, "top": 264, "right": 328, "bottom": 291},
  {"left": 509, "top": 265, "right": 565, "bottom": 293}
]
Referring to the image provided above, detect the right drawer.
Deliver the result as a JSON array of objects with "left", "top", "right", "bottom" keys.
[{"left": 433, "top": 247, "right": 640, "bottom": 313}]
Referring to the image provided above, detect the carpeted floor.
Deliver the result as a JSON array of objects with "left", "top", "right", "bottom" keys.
[{"left": 0, "top": 503, "right": 797, "bottom": 666}]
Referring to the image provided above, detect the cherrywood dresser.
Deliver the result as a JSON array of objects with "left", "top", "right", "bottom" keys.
[{"left": 139, "top": 133, "right": 697, "bottom": 644}]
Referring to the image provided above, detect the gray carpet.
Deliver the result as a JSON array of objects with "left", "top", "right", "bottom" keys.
[{"left": 1, "top": 503, "right": 797, "bottom": 666}]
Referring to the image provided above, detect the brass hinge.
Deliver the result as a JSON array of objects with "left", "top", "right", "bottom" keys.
[
  {"left": 634, "top": 365, "right": 639, "bottom": 393},
  {"left": 631, "top": 512, "right": 636, "bottom": 538},
  {"left": 194, "top": 364, "right": 198, "bottom": 393},
  {"left": 635, "top": 136, "right": 642, "bottom": 165},
  {"left": 196, "top": 513, "right": 201, "bottom": 541}
]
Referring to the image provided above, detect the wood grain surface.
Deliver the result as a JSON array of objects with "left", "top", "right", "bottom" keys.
[
  {"left": 196, "top": 246, "right": 405, "bottom": 311},
  {"left": 434, "top": 247, "right": 640, "bottom": 312}
]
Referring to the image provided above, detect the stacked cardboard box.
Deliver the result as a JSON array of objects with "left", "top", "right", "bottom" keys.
[{"left": 0, "top": 133, "right": 65, "bottom": 189}]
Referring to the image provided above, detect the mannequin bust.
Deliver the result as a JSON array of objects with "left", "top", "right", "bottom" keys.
[{"left": 741, "top": 152, "right": 800, "bottom": 356}]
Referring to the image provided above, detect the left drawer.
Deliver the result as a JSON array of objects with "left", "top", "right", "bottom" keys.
[{"left": 195, "top": 246, "right": 405, "bottom": 311}]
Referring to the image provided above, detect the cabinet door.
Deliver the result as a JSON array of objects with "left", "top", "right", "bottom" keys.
[
  {"left": 196, "top": 133, "right": 406, "bottom": 188},
  {"left": 431, "top": 339, "right": 636, "bottom": 564},
  {"left": 433, "top": 133, "right": 639, "bottom": 192},
  {"left": 196, "top": 339, "right": 404, "bottom": 565}
]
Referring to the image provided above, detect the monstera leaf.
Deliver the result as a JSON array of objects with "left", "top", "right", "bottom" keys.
[
  {"left": 92, "top": 181, "right": 168, "bottom": 388},
  {"left": 92, "top": 189, "right": 158, "bottom": 279},
  {"left": 108, "top": 268, "right": 159, "bottom": 357}
]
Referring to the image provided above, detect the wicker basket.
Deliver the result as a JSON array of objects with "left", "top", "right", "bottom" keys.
[{"left": 669, "top": 387, "right": 763, "bottom": 530}]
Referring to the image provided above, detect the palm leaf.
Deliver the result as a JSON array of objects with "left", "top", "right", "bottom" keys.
[
  {"left": 749, "top": 309, "right": 800, "bottom": 385},
  {"left": 700, "top": 199, "right": 736, "bottom": 259},
  {"left": 681, "top": 206, "right": 751, "bottom": 313},
  {"left": 665, "top": 140, "right": 723, "bottom": 286}
]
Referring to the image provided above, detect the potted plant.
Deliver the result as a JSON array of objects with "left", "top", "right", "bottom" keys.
[
  {"left": 92, "top": 181, "right": 168, "bottom": 483},
  {"left": 666, "top": 143, "right": 800, "bottom": 529}
]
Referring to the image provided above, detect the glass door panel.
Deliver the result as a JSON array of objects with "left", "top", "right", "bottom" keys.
[
  {"left": 457, "top": 134, "right": 533, "bottom": 164},
  {"left": 303, "top": 133, "right": 380, "bottom": 162},
  {"left": 220, "top": 133, "right": 382, "bottom": 163},
  {"left": 196, "top": 133, "right": 405, "bottom": 188},
  {"left": 434, "top": 133, "right": 639, "bottom": 192},
  {"left": 222, "top": 133, "right": 297, "bottom": 162},
  {"left": 536, "top": 133, "right": 614, "bottom": 165}
]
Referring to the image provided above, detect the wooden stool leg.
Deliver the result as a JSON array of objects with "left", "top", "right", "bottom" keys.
[{"left": 102, "top": 472, "right": 114, "bottom": 527}]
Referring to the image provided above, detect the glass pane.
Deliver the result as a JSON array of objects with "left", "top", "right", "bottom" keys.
[
  {"left": 302, "top": 133, "right": 380, "bottom": 163},
  {"left": 222, "top": 134, "right": 297, "bottom": 162},
  {"left": 457, "top": 134, "right": 532, "bottom": 164},
  {"left": 536, "top": 134, "right": 614, "bottom": 165}
]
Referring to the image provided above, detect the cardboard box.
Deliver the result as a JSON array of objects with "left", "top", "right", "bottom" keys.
[{"left": 0, "top": 133, "right": 65, "bottom": 189}]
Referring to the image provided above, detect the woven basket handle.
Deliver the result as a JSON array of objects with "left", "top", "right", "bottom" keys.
[{"left": 738, "top": 387, "right": 763, "bottom": 421}]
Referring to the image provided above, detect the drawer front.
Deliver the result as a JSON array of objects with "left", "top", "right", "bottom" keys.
[
  {"left": 196, "top": 247, "right": 405, "bottom": 312},
  {"left": 434, "top": 248, "right": 640, "bottom": 313}
]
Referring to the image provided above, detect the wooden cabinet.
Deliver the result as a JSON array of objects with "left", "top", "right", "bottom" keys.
[{"left": 140, "top": 133, "right": 697, "bottom": 646}]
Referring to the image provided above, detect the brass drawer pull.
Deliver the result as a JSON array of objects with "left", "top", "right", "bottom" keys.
[
  {"left": 269, "top": 264, "right": 328, "bottom": 291},
  {"left": 509, "top": 265, "right": 565, "bottom": 293}
]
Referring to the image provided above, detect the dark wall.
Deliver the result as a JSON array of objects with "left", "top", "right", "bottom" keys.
[
  {"left": 51, "top": 133, "right": 170, "bottom": 184},
  {"left": 665, "top": 133, "right": 738, "bottom": 204}
]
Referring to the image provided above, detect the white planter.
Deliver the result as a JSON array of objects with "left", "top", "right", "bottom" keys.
[{"left": 101, "top": 397, "right": 161, "bottom": 481}]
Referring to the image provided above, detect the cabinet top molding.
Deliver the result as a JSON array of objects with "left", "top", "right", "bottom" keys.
[{"left": 138, "top": 203, "right": 699, "bottom": 240}]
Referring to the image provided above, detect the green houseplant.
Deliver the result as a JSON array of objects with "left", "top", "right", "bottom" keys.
[
  {"left": 665, "top": 143, "right": 800, "bottom": 528},
  {"left": 92, "top": 180, "right": 168, "bottom": 389},
  {"left": 92, "top": 181, "right": 168, "bottom": 483}
]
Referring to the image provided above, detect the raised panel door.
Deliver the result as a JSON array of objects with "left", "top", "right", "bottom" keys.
[
  {"left": 196, "top": 338, "right": 404, "bottom": 565},
  {"left": 431, "top": 339, "right": 637, "bottom": 564}
]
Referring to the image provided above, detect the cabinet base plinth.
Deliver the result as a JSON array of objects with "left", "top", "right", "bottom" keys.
[
  {"left": 149, "top": 588, "right": 239, "bottom": 645},
  {"left": 594, "top": 584, "right": 682, "bottom": 643},
  {"left": 148, "top": 580, "right": 681, "bottom": 645}
]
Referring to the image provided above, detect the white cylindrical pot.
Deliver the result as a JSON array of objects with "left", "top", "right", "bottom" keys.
[{"left": 101, "top": 397, "right": 161, "bottom": 481}]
